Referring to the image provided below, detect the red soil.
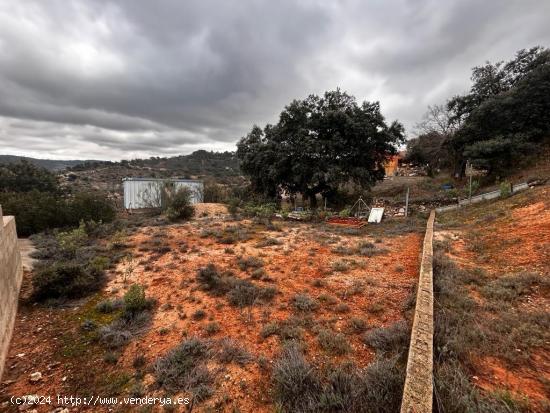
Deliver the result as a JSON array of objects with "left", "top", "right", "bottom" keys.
[{"left": 1, "top": 219, "right": 422, "bottom": 412}]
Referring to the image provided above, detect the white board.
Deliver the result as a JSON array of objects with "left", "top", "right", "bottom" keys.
[{"left": 368, "top": 207, "right": 384, "bottom": 223}]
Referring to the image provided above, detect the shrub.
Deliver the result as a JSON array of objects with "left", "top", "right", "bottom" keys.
[
  {"left": 292, "top": 294, "right": 318, "bottom": 312},
  {"left": 165, "top": 187, "right": 195, "bottom": 221},
  {"left": 98, "top": 312, "right": 151, "bottom": 349},
  {"left": 56, "top": 221, "right": 88, "bottom": 258},
  {"left": 32, "top": 263, "right": 101, "bottom": 301},
  {"left": 277, "top": 321, "right": 304, "bottom": 341},
  {"left": 256, "top": 237, "right": 282, "bottom": 248},
  {"left": 123, "top": 284, "right": 153, "bottom": 315},
  {"left": 318, "top": 294, "right": 338, "bottom": 305},
  {"left": 217, "top": 338, "right": 253, "bottom": 365},
  {"left": 204, "top": 322, "right": 221, "bottom": 335},
  {"left": 357, "top": 241, "right": 387, "bottom": 257},
  {"left": 317, "top": 329, "right": 351, "bottom": 355},
  {"left": 250, "top": 268, "right": 266, "bottom": 280},
  {"left": 227, "top": 198, "right": 240, "bottom": 215},
  {"left": 499, "top": 181, "right": 511, "bottom": 198},
  {"left": 260, "top": 322, "right": 280, "bottom": 338},
  {"left": 197, "top": 264, "right": 276, "bottom": 308},
  {"left": 272, "top": 341, "right": 406, "bottom": 413},
  {"left": 0, "top": 160, "right": 58, "bottom": 192},
  {"left": 363, "top": 321, "right": 410, "bottom": 355},
  {"left": 90, "top": 256, "right": 110, "bottom": 273},
  {"left": 192, "top": 309, "right": 207, "bottom": 320},
  {"left": 331, "top": 245, "right": 355, "bottom": 255},
  {"left": 348, "top": 317, "right": 368, "bottom": 333},
  {"left": 367, "top": 302, "right": 385, "bottom": 315},
  {"left": 96, "top": 298, "right": 124, "bottom": 314},
  {"left": 237, "top": 256, "right": 264, "bottom": 271},
  {"left": 0, "top": 190, "right": 115, "bottom": 236},
  {"left": 68, "top": 192, "right": 116, "bottom": 224},
  {"left": 272, "top": 343, "right": 323, "bottom": 412},
  {"left": 331, "top": 260, "right": 349, "bottom": 272},
  {"left": 196, "top": 264, "right": 231, "bottom": 295},
  {"left": 154, "top": 338, "right": 214, "bottom": 400},
  {"left": 480, "top": 272, "right": 548, "bottom": 302},
  {"left": 334, "top": 303, "right": 351, "bottom": 313},
  {"left": 133, "top": 355, "right": 147, "bottom": 369},
  {"left": 103, "top": 351, "right": 119, "bottom": 364}
]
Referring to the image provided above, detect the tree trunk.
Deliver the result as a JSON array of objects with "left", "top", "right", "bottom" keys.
[{"left": 309, "top": 193, "right": 318, "bottom": 209}]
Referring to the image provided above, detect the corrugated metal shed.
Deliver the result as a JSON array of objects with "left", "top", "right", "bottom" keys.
[{"left": 123, "top": 178, "right": 203, "bottom": 209}]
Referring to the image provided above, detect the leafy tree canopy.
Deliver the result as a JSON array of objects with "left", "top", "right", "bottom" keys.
[
  {"left": 450, "top": 46, "right": 550, "bottom": 174},
  {"left": 409, "top": 46, "right": 550, "bottom": 176},
  {"left": 237, "top": 89, "right": 404, "bottom": 206},
  {"left": 447, "top": 46, "right": 550, "bottom": 125},
  {"left": 0, "top": 160, "right": 59, "bottom": 192}
]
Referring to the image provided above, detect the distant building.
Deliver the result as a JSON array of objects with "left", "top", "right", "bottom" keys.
[
  {"left": 383, "top": 153, "right": 403, "bottom": 177},
  {"left": 122, "top": 178, "right": 203, "bottom": 210}
]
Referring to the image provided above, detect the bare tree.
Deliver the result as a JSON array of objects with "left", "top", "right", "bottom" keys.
[{"left": 414, "top": 104, "right": 458, "bottom": 136}]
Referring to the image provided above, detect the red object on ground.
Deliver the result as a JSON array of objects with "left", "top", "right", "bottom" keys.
[{"left": 326, "top": 217, "right": 366, "bottom": 228}]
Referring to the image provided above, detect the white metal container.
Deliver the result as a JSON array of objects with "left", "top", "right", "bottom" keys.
[{"left": 123, "top": 178, "right": 203, "bottom": 210}]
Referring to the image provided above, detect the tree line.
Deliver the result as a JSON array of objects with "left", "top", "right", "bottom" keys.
[
  {"left": 408, "top": 46, "right": 550, "bottom": 176},
  {"left": 0, "top": 160, "right": 115, "bottom": 236}
]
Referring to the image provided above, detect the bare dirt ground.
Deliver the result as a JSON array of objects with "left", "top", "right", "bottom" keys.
[
  {"left": 436, "top": 186, "right": 550, "bottom": 410},
  {"left": 1, "top": 213, "right": 423, "bottom": 412},
  {"left": 17, "top": 238, "right": 36, "bottom": 271}
]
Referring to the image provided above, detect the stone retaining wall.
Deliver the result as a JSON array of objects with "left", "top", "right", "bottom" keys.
[
  {"left": 400, "top": 210, "right": 435, "bottom": 413},
  {"left": 0, "top": 207, "right": 23, "bottom": 381}
]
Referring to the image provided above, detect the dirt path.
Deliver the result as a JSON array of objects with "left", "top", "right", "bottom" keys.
[{"left": 17, "top": 239, "right": 36, "bottom": 271}]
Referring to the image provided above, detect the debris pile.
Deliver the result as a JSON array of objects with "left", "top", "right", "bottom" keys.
[{"left": 395, "top": 163, "right": 427, "bottom": 177}]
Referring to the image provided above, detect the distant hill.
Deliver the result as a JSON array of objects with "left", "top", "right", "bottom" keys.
[
  {"left": 60, "top": 150, "right": 243, "bottom": 194},
  {"left": 0, "top": 155, "right": 95, "bottom": 171}
]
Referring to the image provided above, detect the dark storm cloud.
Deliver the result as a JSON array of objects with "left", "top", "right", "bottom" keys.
[{"left": 0, "top": 0, "right": 549, "bottom": 160}]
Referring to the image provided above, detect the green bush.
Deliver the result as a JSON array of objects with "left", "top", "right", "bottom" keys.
[
  {"left": 123, "top": 284, "right": 153, "bottom": 315},
  {"left": 0, "top": 191, "right": 65, "bottom": 236},
  {"left": 499, "top": 181, "right": 512, "bottom": 198},
  {"left": 32, "top": 263, "right": 101, "bottom": 301},
  {"left": 68, "top": 192, "right": 116, "bottom": 224},
  {"left": 165, "top": 187, "right": 194, "bottom": 221},
  {"left": 0, "top": 160, "right": 58, "bottom": 192},
  {"left": 57, "top": 221, "right": 88, "bottom": 258},
  {"left": 0, "top": 190, "right": 115, "bottom": 236}
]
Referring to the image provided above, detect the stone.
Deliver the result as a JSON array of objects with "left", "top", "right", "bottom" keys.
[{"left": 29, "top": 372, "right": 42, "bottom": 382}]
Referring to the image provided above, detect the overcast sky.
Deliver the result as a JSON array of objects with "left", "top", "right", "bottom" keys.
[{"left": 0, "top": 0, "right": 549, "bottom": 160}]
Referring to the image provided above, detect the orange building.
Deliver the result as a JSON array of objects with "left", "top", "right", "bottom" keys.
[{"left": 383, "top": 154, "right": 402, "bottom": 176}]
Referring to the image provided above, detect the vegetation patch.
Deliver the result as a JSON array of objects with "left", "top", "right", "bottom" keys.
[
  {"left": 98, "top": 284, "right": 154, "bottom": 349},
  {"left": 272, "top": 343, "right": 405, "bottom": 413},
  {"left": 153, "top": 337, "right": 215, "bottom": 402},
  {"left": 317, "top": 329, "right": 351, "bottom": 355},
  {"left": 433, "top": 249, "right": 549, "bottom": 412},
  {"left": 196, "top": 263, "right": 277, "bottom": 308}
]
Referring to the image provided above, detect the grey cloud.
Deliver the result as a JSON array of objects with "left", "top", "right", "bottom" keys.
[{"left": 0, "top": 0, "right": 549, "bottom": 160}]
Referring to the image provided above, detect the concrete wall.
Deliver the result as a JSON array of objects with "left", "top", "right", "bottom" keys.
[
  {"left": 436, "top": 182, "right": 529, "bottom": 213},
  {"left": 401, "top": 210, "right": 435, "bottom": 413},
  {"left": 0, "top": 206, "right": 23, "bottom": 381}
]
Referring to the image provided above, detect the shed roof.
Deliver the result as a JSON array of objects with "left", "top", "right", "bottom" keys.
[{"left": 122, "top": 177, "right": 202, "bottom": 183}]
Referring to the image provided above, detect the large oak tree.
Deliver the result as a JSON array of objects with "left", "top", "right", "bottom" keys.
[{"left": 237, "top": 89, "right": 404, "bottom": 206}]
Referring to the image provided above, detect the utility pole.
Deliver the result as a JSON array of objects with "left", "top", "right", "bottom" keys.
[
  {"left": 469, "top": 174, "right": 472, "bottom": 202},
  {"left": 405, "top": 187, "right": 409, "bottom": 217},
  {"left": 466, "top": 159, "right": 473, "bottom": 202}
]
